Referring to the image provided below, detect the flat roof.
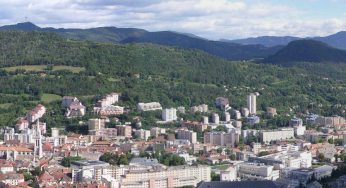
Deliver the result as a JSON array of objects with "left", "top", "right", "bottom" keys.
[{"left": 71, "top": 160, "right": 108, "bottom": 167}]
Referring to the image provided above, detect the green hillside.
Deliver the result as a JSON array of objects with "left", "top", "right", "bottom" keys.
[
  {"left": 265, "top": 40, "right": 346, "bottom": 65},
  {"left": 0, "top": 31, "right": 345, "bottom": 128}
]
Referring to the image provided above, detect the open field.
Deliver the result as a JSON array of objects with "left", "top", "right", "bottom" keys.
[
  {"left": 0, "top": 103, "right": 12, "bottom": 109},
  {"left": 2, "top": 65, "right": 85, "bottom": 73},
  {"left": 41, "top": 93, "right": 62, "bottom": 103}
]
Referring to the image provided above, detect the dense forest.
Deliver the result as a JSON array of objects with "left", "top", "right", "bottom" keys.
[{"left": 0, "top": 31, "right": 345, "bottom": 129}]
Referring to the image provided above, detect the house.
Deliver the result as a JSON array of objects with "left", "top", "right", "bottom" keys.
[
  {"left": 26, "top": 104, "right": 46, "bottom": 123},
  {"left": 65, "top": 101, "right": 86, "bottom": 118},
  {"left": 0, "top": 173, "right": 25, "bottom": 186},
  {"left": 62, "top": 96, "right": 79, "bottom": 108}
]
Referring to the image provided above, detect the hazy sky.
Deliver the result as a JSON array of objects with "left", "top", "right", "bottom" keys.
[{"left": 1, "top": 0, "right": 346, "bottom": 40}]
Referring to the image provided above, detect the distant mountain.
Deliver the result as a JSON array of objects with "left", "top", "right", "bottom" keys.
[
  {"left": 314, "top": 31, "right": 346, "bottom": 50},
  {"left": 227, "top": 32, "right": 346, "bottom": 50},
  {"left": 121, "top": 31, "right": 282, "bottom": 60},
  {"left": 0, "top": 22, "right": 281, "bottom": 61},
  {"left": 0, "top": 22, "right": 41, "bottom": 31},
  {"left": 224, "top": 36, "right": 300, "bottom": 47},
  {"left": 264, "top": 40, "right": 346, "bottom": 65}
]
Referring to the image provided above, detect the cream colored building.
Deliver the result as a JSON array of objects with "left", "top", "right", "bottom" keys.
[
  {"left": 238, "top": 163, "right": 279, "bottom": 181},
  {"left": 119, "top": 165, "right": 210, "bottom": 188},
  {"left": 137, "top": 102, "right": 162, "bottom": 111},
  {"left": 260, "top": 128, "right": 294, "bottom": 143}
]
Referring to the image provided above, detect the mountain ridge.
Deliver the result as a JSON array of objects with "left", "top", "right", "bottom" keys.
[{"left": 0, "top": 22, "right": 281, "bottom": 61}]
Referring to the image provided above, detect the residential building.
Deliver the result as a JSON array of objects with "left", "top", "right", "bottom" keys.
[
  {"left": 26, "top": 104, "right": 46, "bottom": 123},
  {"left": 290, "top": 117, "right": 303, "bottom": 127},
  {"left": 197, "top": 181, "right": 279, "bottom": 188},
  {"left": 116, "top": 125, "right": 132, "bottom": 138},
  {"left": 266, "top": 107, "right": 277, "bottom": 117},
  {"left": 97, "top": 93, "right": 119, "bottom": 107},
  {"left": 0, "top": 173, "right": 25, "bottom": 186},
  {"left": 212, "top": 113, "right": 220, "bottom": 124},
  {"left": 150, "top": 127, "right": 166, "bottom": 138},
  {"left": 162, "top": 108, "right": 177, "bottom": 122},
  {"left": 238, "top": 163, "right": 280, "bottom": 181},
  {"left": 241, "top": 108, "right": 250, "bottom": 117},
  {"left": 93, "top": 105, "right": 124, "bottom": 116},
  {"left": 204, "top": 131, "right": 239, "bottom": 147},
  {"left": 15, "top": 118, "right": 29, "bottom": 132},
  {"left": 315, "top": 116, "right": 345, "bottom": 127},
  {"left": 247, "top": 93, "right": 256, "bottom": 115},
  {"left": 260, "top": 128, "right": 294, "bottom": 143},
  {"left": 246, "top": 115, "right": 260, "bottom": 126},
  {"left": 62, "top": 96, "right": 79, "bottom": 108},
  {"left": 66, "top": 101, "right": 86, "bottom": 118},
  {"left": 137, "top": 102, "right": 162, "bottom": 111},
  {"left": 88, "top": 119, "right": 106, "bottom": 131},
  {"left": 215, "top": 97, "right": 229, "bottom": 110},
  {"left": 0, "top": 146, "right": 34, "bottom": 160},
  {"left": 190, "top": 104, "right": 208, "bottom": 113},
  {"left": 220, "top": 166, "right": 237, "bottom": 181},
  {"left": 71, "top": 160, "right": 112, "bottom": 183},
  {"left": 134, "top": 129, "right": 151, "bottom": 141},
  {"left": 177, "top": 106, "right": 186, "bottom": 114},
  {"left": 118, "top": 165, "right": 210, "bottom": 188},
  {"left": 249, "top": 151, "right": 312, "bottom": 168},
  {"left": 294, "top": 124, "right": 306, "bottom": 136},
  {"left": 181, "top": 121, "right": 208, "bottom": 132},
  {"left": 177, "top": 128, "right": 197, "bottom": 144}
]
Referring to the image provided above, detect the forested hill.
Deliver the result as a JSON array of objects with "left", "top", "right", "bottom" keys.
[
  {"left": 264, "top": 40, "right": 346, "bottom": 65},
  {"left": 0, "top": 22, "right": 281, "bottom": 61},
  {"left": 1, "top": 30, "right": 346, "bottom": 127}
]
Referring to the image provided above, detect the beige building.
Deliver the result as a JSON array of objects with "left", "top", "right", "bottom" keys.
[
  {"left": 119, "top": 165, "right": 210, "bottom": 188},
  {"left": 177, "top": 128, "right": 197, "bottom": 144},
  {"left": 190, "top": 104, "right": 208, "bottom": 113},
  {"left": 260, "top": 128, "right": 294, "bottom": 143},
  {"left": 238, "top": 163, "right": 279, "bottom": 181},
  {"left": 204, "top": 131, "right": 239, "bottom": 147},
  {"left": 116, "top": 125, "right": 132, "bottom": 138},
  {"left": 137, "top": 102, "right": 162, "bottom": 111}
]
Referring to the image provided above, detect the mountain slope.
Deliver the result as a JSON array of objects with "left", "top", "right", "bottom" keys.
[
  {"left": 0, "top": 22, "right": 281, "bottom": 61},
  {"left": 264, "top": 40, "right": 346, "bottom": 65},
  {"left": 224, "top": 36, "right": 300, "bottom": 47},
  {"left": 121, "top": 31, "right": 282, "bottom": 60},
  {"left": 314, "top": 31, "right": 346, "bottom": 50}
]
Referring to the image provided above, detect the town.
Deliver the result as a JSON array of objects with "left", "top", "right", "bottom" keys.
[{"left": 0, "top": 91, "right": 345, "bottom": 188}]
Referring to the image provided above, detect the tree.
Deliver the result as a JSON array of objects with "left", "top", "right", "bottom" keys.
[
  {"left": 99, "top": 152, "right": 133, "bottom": 166},
  {"left": 258, "top": 151, "right": 270, "bottom": 157},
  {"left": 211, "top": 172, "right": 220, "bottom": 181},
  {"left": 317, "top": 153, "right": 325, "bottom": 162},
  {"left": 61, "top": 156, "right": 84, "bottom": 167}
]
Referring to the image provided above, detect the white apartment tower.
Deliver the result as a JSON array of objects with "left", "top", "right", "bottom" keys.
[
  {"left": 162, "top": 108, "right": 177, "bottom": 122},
  {"left": 247, "top": 93, "right": 257, "bottom": 115}
]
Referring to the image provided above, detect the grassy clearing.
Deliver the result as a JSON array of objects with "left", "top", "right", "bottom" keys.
[
  {"left": 2, "top": 65, "right": 85, "bottom": 73},
  {"left": 211, "top": 164, "right": 230, "bottom": 171},
  {"left": 41, "top": 93, "right": 62, "bottom": 103},
  {"left": 0, "top": 103, "right": 12, "bottom": 109}
]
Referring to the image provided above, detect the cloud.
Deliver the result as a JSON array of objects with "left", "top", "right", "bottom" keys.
[{"left": 0, "top": 0, "right": 345, "bottom": 39}]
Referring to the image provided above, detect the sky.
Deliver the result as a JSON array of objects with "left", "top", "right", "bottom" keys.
[{"left": 1, "top": 0, "right": 346, "bottom": 40}]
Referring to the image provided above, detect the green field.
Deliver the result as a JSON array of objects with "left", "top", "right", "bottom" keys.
[
  {"left": 0, "top": 103, "right": 12, "bottom": 109},
  {"left": 211, "top": 164, "right": 230, "bottom": 171},
  {"left": 2, "top": 65, "right": 85, "bottom": 73},
  {"left": 41, "top": 93, "right": 62, "bottom": 103}
]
